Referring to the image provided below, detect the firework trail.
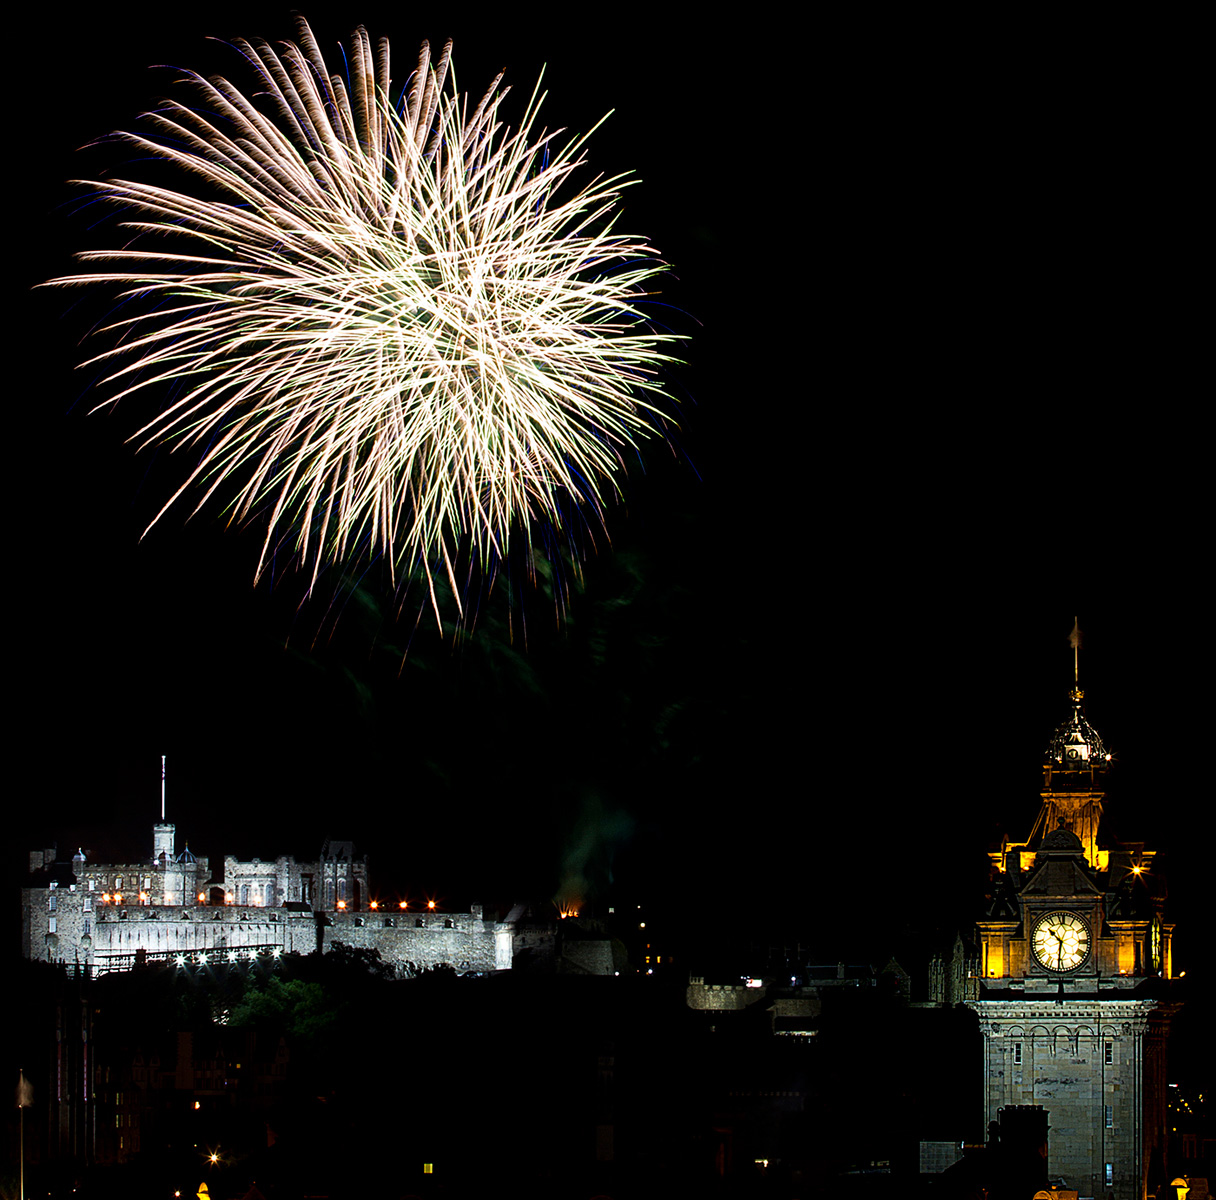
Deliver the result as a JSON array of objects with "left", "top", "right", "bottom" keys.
[{"left": 51, "top": 19, "right": 679, "bottom": 625}]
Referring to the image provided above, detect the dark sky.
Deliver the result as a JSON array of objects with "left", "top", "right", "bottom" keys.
[{"left": 15, "top": 6, "right": 1208, "bottom": 980}]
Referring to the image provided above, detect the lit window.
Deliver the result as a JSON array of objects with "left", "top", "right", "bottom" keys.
[
  {"left": 1105, "top": 1104, "right": 1113, "bottom": 1129},
  {"left": 1105, "top": 1042, "right": 1114, "bottom": 1065},
  {"left": 1105, "top": 1163, "right": 1113, "bottom": 1186}
]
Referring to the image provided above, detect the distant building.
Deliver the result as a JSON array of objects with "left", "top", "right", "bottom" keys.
[{"left": 22, "top": 822, "right": 513, "bottom": 976}]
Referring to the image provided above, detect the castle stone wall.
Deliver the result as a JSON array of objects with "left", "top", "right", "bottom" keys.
[
  {"left": 23, "top": 827, "right": 512, "bottom": 976},
  {"left": 326, "top": 908, "right": 503, "bottom": 974}
]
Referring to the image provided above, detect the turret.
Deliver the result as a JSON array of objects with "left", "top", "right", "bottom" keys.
[{"left": 154, "top": 822, "right": 175, "bottom": 867}]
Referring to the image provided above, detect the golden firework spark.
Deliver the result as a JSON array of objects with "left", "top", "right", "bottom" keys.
[{"left": 51, "top": 20, "right": 680, "bottom": 624}]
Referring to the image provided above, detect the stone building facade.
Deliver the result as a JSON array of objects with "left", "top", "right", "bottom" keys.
[{"left": 22, "top": 823, "right": 512, "bottom": 976}]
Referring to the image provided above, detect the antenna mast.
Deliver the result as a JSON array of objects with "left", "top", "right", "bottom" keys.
[
  {"left": 161, "top": 755, "right": 166, "bottom": 821},
  {"left": 1069, "top": 617, "right": 1081, "bottom": 684}
]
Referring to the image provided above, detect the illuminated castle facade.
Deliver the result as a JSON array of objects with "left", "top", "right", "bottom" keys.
[
  {"left": 22, "top": 825, "right": 513, "bottom": 976},
  {"left": 966, "top": 677, "right": 1180, "bottom": 1198}
]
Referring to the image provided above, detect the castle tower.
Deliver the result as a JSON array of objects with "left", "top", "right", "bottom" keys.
[
  {"left": 153, "top": 822, "right": 175, "bottom": 866},
  {"left": 968, "top": 632, "right": 1179, "bottom": 1199}
]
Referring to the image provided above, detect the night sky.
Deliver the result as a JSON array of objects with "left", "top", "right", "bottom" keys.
[{"left": 14, "top": 6, "right": 1208, "bottom": 992}]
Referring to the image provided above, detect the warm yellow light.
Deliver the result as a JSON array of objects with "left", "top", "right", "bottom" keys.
[
  {"left": 139, "top": 892, "right": 148, "bottom": 902},
  {"left": 198, "top": 893, "right": 206, "bottom": 902},
  {"left": 114, "top": 893, "right": 123, "bottom": 903},
  {"left": 194, "top": 1100, "right": 200, "bottom": 1110},
  {"left": 1132, "top": 865, "right": 1143, "bottom": 875},
  {"left": 225, "top": 893, "right": 233, "bottom": 903},
  {"left": 399, "top": 900, "right": 408, "bottom": 909},
  {"left": 337, "top": 900, "right": 346, "bottom": 909},
  {"left": 210, "top": 1151, "right": 219, "bottom": 1163},
  {"left": 370, "top": 901, "right": 378, "bottom": 910},
  {"left": 102, "top": 893, "right": 111, "bottom": 903},
  {"left": 427, "top": 900, "right": 436, "bottom": 910}
]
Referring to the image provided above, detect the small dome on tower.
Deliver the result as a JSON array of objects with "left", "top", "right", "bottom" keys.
[{"left": 1045, "top": 687, "right": 1111, "bottom": 768}]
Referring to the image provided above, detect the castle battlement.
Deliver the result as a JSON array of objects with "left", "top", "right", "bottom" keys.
[{"left": 22, "top": 823, "right": 512, "bottom": 977}]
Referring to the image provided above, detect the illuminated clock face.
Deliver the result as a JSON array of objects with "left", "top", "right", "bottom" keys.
[{"left": 1031, "top": 911, "right": 1091, "bottom": 972}]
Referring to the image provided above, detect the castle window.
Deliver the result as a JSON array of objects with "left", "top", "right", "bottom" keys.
[
  {"left": 1105, "top": 1042, "right": 1114, "bottom": 1065},
  {"left": 1013, "top": 1042, "right": 1022, "bottom": 1065},
  {"left": 384, "top": 918, "right": 395, "bottom": 928},
  {"left": 239, "top": 885, "right": 249, "bottom": 906},
  {"left": 444, "top": 918, "right": 454, "bottom": 929},
  {"left": 48, "top": 894, "right": 57, "bottom": 912},
  {"left": 1105, "top": 1104, "right": 1113, "bottom": 1129},
  {"left": 416, "top": 918, "right": 424, "bottom": 928},
  {"left": 84, "top": 896, "right": 93, "bottom": 912},
  {"left": 1105, "top": 1163, "right": 1113, "bottom": 1186},
  {"left": 120, "top": 910, "right": 128, "bottom": 920},
  {"left": 49, "top": 917, "right": 57, "bottom": 934},
  {"left": 354, "top": 917, "right": 365, "bottom": 927},
  {"left": 115, "top": 876, "right": 123, "bottom": 890},
  {"left": 83, "top": 921, "right": 90, "bottom": 936}
]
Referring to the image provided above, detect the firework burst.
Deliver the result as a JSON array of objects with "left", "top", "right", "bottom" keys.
[{"left": 51, "top": 19, "right": 679, "bottom": 625}]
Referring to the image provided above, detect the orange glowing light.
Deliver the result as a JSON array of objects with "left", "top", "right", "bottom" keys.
[
  {"left": 1132, "top": 865, "right": 1143, "bottom": 875},
  {"left": 199, "top": 893, "right": 207, "bottom": 902},
  {"left": 399, "top": 900, "right": 408, "bottom": 909},
  {"left": 370, "top": 901, "right": 378, "bottom": 910},
  {"left": 427, "top": 900, "right": 436, "bottom": 910},
  {"left": 102, "top": 893, "right": 111, "bottom": 903},
  {"left": 139, "top": 892, "right": 148, "bottom": 902},
  {"left": 114, "top": 893, "right": 123, "bottom": 903},
  {"left": 337, "top": 900, "right": 346, "bottom": 909}
]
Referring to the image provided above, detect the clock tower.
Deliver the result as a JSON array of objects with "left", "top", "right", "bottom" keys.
[{"left": 967, "top": 662, "right": 1178, "bottom": 1199}]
